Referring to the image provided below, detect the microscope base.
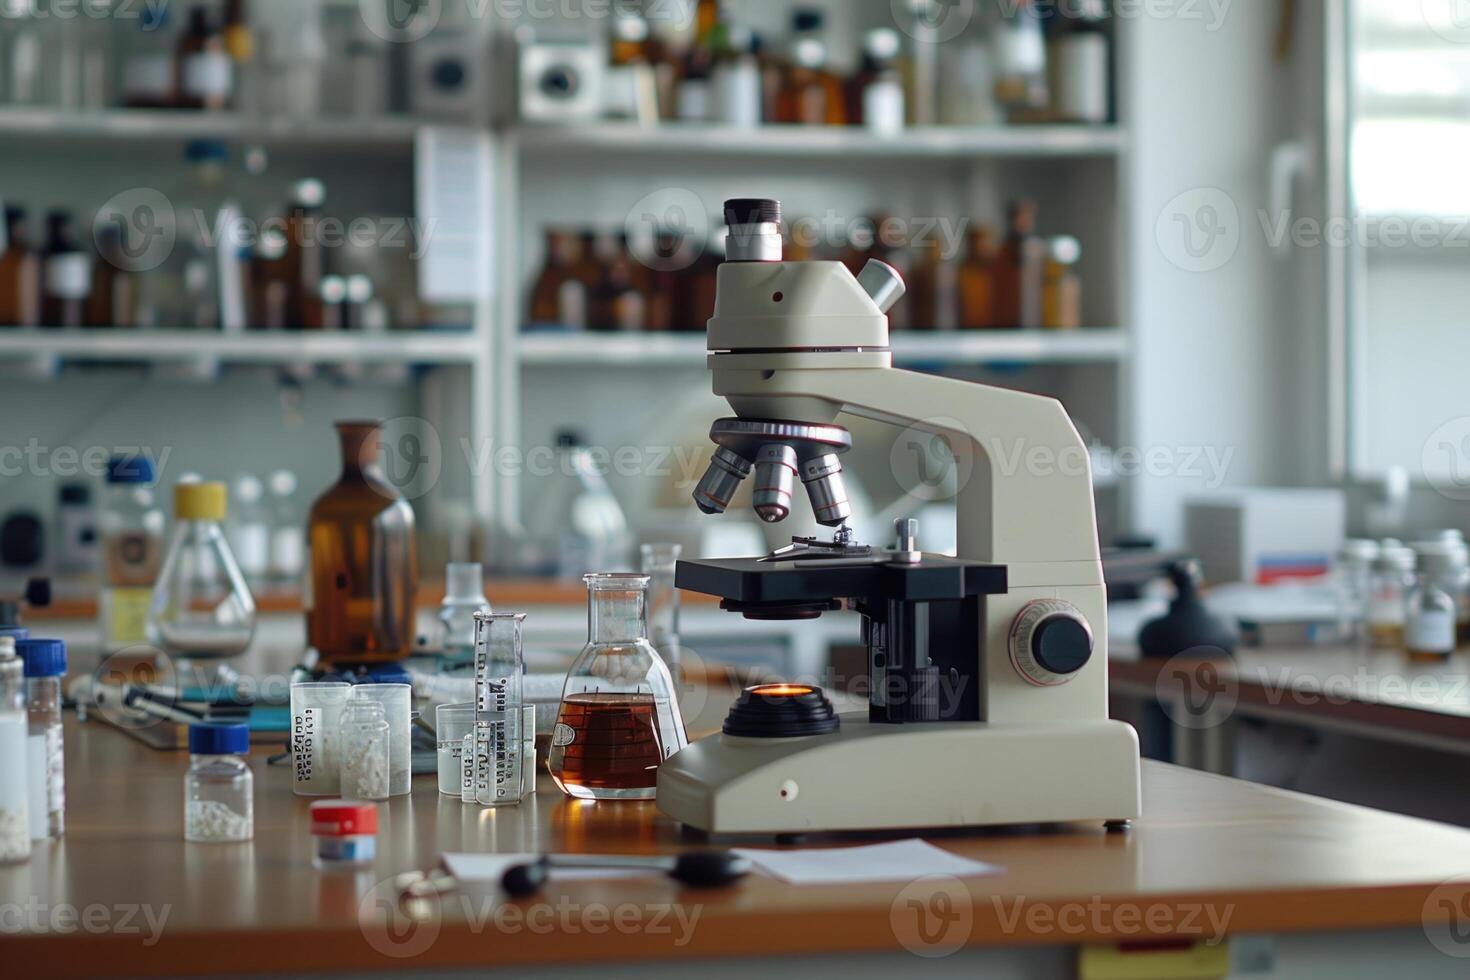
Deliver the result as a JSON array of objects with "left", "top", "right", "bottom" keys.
[{"left": 656, "top": 716, "right": 1141, "bottom": 835}]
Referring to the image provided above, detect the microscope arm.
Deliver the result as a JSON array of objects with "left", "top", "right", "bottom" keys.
[{"left": 714, "top": 363, "right": 1103, "bottom": 579}]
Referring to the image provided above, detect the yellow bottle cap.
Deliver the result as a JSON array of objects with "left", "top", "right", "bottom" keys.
[{"left": 175, "top": 482, "right": 227, "bottom": 521}]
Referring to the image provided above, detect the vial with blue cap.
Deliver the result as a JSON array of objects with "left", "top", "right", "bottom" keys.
[
  {"left": 184, "top": 723, "right": 253, "bottom": 843},
  {"left": 17, "top": 638, "right": 65, "bottom": 840}
]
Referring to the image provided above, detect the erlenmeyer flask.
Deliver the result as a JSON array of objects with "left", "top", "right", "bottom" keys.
[
  {"left": 147, "top": 482, "right": 257, "bottom": 658},
  {"left": 548, "top": 573, "right": 688, "bottom": 801}
]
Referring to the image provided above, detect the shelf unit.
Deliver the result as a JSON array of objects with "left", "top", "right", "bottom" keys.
[
  {"left": 0, "top": 108, "right": 421, "bottom": 149},
  {"left": 0, "top": 329, "right": 480, "bottom": 365}
]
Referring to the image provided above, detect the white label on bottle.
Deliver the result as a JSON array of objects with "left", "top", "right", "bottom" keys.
[
  {"left": 677, "top": 79, "right": 710, "bottom": 122},
  {"left": 293, "top": 707, "right": 317, "bottom": 784},
  {"left": 183, "top": 51, "right": 233, "bottom": 101},
  {"left": 232, "top": 525, "right": 269, "bottom": 578},
  {"left": 26, "top": 733, "right": 46, "bottom": 840},
  {"left": 1054, "top": 35, "right": 1108, "bottom": 123},
  {"left": 460, "top": 733, "right": 475, "bottom": 802},
  {"left": 44, "top": 253, "right": 91, "bottom": 300},
  {"left": 864, "top": 80, "right": 906, "bottom": 137},
  {"left": 1407, "top": 609, "right": 1455, "bottom": 654}
]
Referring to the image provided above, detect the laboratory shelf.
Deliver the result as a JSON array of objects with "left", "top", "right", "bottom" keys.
[
  {"left": 513, "top": 123, "right": 1127, "bottom": 160},
  {"left": 0, "top": 108, "right": 424, "bottom": 149},
  {"left": 517, "top": 329, "right": 1130, "bottom": 368},
  {"left": 0, "top": 329, "right": 483, "bottom": 367}
]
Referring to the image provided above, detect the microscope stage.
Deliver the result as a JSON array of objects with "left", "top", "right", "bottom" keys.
[{"left": 675, "top": 556, "right": 1007, "bottom": 606}]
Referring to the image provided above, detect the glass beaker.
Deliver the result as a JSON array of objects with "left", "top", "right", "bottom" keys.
[
  {"left": 548, "top": 573, "right": 688, "bottom": 801},
  {"left": 640, "top": 543, "right": 682, "bottom": 678},
  {"left": 472, "top": 613, "right": 527, "bottom": 806},
  {"left": 435, "top": 702, "right": 475, "bottom": 797},
  {"left": 339, "top": 700, "right": 391, "bottom": 801}
]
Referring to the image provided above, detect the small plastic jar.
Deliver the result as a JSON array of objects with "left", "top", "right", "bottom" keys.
[
  {"left": 17, "top": 638, "right": 65, "bottom": 840},
  {"left": 184, "top": 723, "right": 253, "bottom": 843},
  {"left": 310, "top": 800, "right": 378, "bottom": 867}
]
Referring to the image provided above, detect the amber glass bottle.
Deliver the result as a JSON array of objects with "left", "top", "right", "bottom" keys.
[
  {"left": 958, "top": 226, "right": 999, "bottom": 329},
  {"left": 306, "top": 421, "right": 418, "bottom": 665},
  {"left": 0, "top": 206, "right": 40, "bottom": 327}
]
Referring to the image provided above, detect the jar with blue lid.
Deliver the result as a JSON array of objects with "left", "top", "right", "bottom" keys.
[{"left": 184, "top": 723, "right": 253, "bottom": 843}]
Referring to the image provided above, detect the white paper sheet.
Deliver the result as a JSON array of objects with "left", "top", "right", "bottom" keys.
[{"left": 733, "top": 839, "right": 1004, "bottom": 886}]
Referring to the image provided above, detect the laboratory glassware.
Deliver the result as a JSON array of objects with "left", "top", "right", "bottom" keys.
[
  {"left": 347, "top": 683, "right": 412, "bottom": 797},
  {"left": 306, "top": 421, "right": 418, "bottom": 665},
  {"left": 227, "top": 474, "right": 270, "bottom": 586},
  {"left": 147, "top": 482, "right": 257, "bottom": 659},
  {"left": 0, "top": 637, "right": 30, "bottom": 864},
  {"left": 99, "top": 455, "right": 164, "bottom": 654},
  {"left": 436, "top": 702, "right": 475, "bottom": 797},
  {"left": 339, "top": 700, "right": 391, "bottom": 801},
  {"left": 290, "top": 681, "right": 350, "bottom": 796},
  {"left": 438, "top": 563, "right": 492, "bottom": 665},
  {"left": 1367, "top": 543, "right": 1416, "bottom": 649},
  {"left": 1407, "top": 540, "right": 1464, "bottom": 662},
  {"left": 18, "top": 638, "right": 64, "bottom": 840},
  {"left": 184, "top": 723, "right": 253, "bottom": 843},
  {"left": 471, "top": 613, "right": 527, "bottom": 806},
  {"left": 266, "top": 469, "right": 305, "bottom": 588},
  {"left": 548, "top": 574, "right": 688, "bottom": 801},
  {"left": 1334, "top": 539, "right": 1379, "bottom": 647},
  {"left": 640, "top": 543, "right": 683, "bottom": 678}
]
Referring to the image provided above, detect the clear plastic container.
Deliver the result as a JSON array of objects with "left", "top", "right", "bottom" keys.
[
  {"left": 347, "top": 683, "right": 412, "bottom": 797},
  {"left": 640, "top": 544, "right": 683, "bottom": 678},
  {"left": 184, "top": 723, "right": 253, "bottom": 843},
  {"left": 290, "top": 681, "right": 350, "bottom": 796},
  {"left": 0, "top": 637, "right": 30, "bottom": 864},
  {"left": 18, "top": 638, "right": 64, "bottom": 840},
  {"left": 471, "top": 613, "right": 527, "bottom": 806},
  {"left": 438, "top": 563, "right": 492, "bottom": 665},
  {"left": 548, "top": 574, "right": 688, "bottom": 801},
  {"left": 436, "top": 702, "right": 474, "bottom": 797},
  {"left": 339, "top": 700, "right": 391, "bottom": 801},
  {"left": 147, "top": 482, "right": 257, "bottom": 659},
  {"left": 99, "top": 455, "right": 165, "bottom": 654}
]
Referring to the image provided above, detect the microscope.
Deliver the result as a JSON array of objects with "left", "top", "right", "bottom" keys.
[{"left": 657, "top": 199, "right": 1141, "bottom": 835}]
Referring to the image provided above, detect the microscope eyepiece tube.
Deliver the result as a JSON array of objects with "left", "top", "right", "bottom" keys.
[
  {"left": 801, "top": 454, "right": 853, "bottom": 527},
  {"left": 693, "top": 447, "right": 753, "bottom": 515},
  {"left": 723, "top": 198, "right": 783, "bottom": 262},
  {"left": 751, "top": 444, "right": 800, "bottom": 523}
]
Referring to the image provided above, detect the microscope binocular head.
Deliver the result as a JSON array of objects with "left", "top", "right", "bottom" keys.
[{"left": 692, "top": 418, "right": 853, "bottom": 527}]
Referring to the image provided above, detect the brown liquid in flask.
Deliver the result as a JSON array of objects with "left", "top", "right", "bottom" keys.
[
  {"left": 306, "top": 421, "right": 418, "bottom": 666},
  {"left": 548, "top": 693, "right": 666, "bottom": 798}
]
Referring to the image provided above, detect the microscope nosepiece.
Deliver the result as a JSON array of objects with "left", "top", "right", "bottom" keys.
[
  {"left": 693, "top": 447, "right": 753, "bottom": 515},
  {"left": 751, "top": 444, "right": 800, "bottom": 523},
  {"left": 801, "top": 454, "right": 853, "bottom": 527}
]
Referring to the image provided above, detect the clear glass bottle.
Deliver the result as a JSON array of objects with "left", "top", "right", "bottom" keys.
[
  {"left": 99, "top": 455, "right": 165, "bottom": 654},
  {"left": 0, "top": 637, "right": 30, "bottom": 865},
  {"left": 147, "top": 482, "right": 258, "bottom": 659},
  {"left": 548, "top": 574, "right": 688, "bottom": 801},
  {"left": 18, "top": 638, "right": 64, "bottom": 840},
  {"left": 184, "top": 723, "right": 253, "bottom": 843},
  {"left": 1407, "top": 541, "right": 1464, "bottom": 662},
  {"left": 640, "top": 543, "right": 682, "bottom": 678},
  {"left": 1367, "top": 543, "right": 1416, "bottom": 649},
  {"left": 266, "top": 469, "right": 305, "bottom": 589},
  {"left": 1334, "top": 539, "right": 1379, "bottom": 648},
  {"left": 227, "top": 474, "right": 270, "bottom": 588},
  {"left": 438, "top": 562, "right": 492, "bottom": 666},
  {"left": 338, "top": 700, "right": 390, "bottom": 802},
  {"left": 530, "top": 431, "right": 632, "bottom": 581}
]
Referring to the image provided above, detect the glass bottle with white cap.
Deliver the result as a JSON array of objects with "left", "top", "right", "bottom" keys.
[{"left": 1367, "top": 542, "right": 1416, "bottom": 649}]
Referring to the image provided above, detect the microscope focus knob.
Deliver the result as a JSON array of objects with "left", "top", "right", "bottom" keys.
[{"left": 1009, "top": 600, "right": 1094, "bottom": 687}]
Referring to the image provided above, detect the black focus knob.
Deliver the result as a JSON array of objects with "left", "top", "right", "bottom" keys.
[{"left": 1009, "top": 600, "right": 1094, "bottom": 686}]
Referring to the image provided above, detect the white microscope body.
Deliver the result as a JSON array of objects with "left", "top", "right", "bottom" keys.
[{"left": 656, "top": 201, "right": 1141, "bottom": 835}]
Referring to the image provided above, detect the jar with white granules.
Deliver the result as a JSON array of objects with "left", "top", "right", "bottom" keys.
[
  {"left": 184, "top": 723, "right": 253, "bottom": 843},
  {"left": 0, "top": 636, "right": 31, "bottom": 864}
]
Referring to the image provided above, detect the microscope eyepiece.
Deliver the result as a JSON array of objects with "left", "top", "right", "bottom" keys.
[
  {"left": 723, "top": 198, "right": 783, "bottom": 262},
  {"left": 751, "top": 444, "right": 800, "bottom": 524},
  {"left": 723, "top": 198, "right": 781, "bottom": 227},
  {"left": 693, "top": 447, "right": 753, "bottom": 516}
]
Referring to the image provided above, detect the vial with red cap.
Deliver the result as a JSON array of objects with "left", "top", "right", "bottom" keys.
[{"left": 310, "top": 800, "right": 378, "bottom": 867}]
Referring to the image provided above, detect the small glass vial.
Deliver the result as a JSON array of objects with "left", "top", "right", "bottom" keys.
[
  {"left": 548, "top": 574, "right": 688, "bottom": 801},
  {"left": 347, "top": 683, "right": 412, "bottom": 797},
  {"left": 1407, "top": 540, "right": 1463, "bottom": 662},
  {"left": 0, "top": 637, "right": 31, "bottom": 865},
  {"left": 148, "top": 482, "right": 258, "bottom": 659},
  {"left": 339, "top": 701, "right": 391, "bottom": 801},
  {"left": 184, "top": 723, "right": 253, "bottom": 843},
  {"left": 438, "top": 562, "right": 492, "bottom": 666},
  {"left": 310, "top": 800, "right": 378, "bottom": 868},
  {"left": 18, "top": 638, "right": 65, "bottom": 840},
  {"left": 1334, "top": 539, "right": 1379, "bottom": 648},
  {"left": 1367, "top": 543, "right": 1416, "bottom": 649},
  {"left": 640, "top": 544, "right": 683, "bottom": 678}
]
